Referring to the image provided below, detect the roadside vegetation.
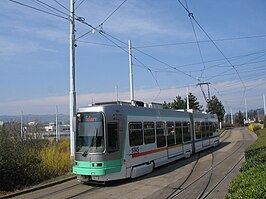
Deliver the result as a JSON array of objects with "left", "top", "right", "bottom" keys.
[
  {"left": 226, "top": 124, "right": 266, "bottom": 199},
  {"left": 0, "top": 125, "right": 72, "bottom": 193}
]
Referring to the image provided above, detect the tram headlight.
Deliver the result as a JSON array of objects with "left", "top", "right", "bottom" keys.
[{"left": 92, "top": 163, "right": 102, "bottom": 167}]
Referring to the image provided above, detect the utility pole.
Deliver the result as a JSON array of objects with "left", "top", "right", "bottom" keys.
[
  {"left": 70, "top": 0, "right": 76, "bottom": 160},
  {"left": 231, "top": 109, "right": 234, "bottom": 125},
  {"left": 186, "top": 87, "right": 189, "bottom": 109},
  {"left": 115, "top": 85, "right": 119, "bottom": 103},
  {"left": 245, "top": 98, "right": 248, "bottom": 123},
  {"left": 128, "top": 40, "right": 134, "bottom": 105},
  {"left": 21, "top": 111, "right": 23, "bottom": 139},
  {"left": 56, "top": 106, "right": 59, "bottom": 142},
  {"left": 263, "top": 94, "right": 265, "bottom": 116}
]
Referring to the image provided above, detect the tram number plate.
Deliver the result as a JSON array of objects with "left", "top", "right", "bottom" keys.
[{"left": 131, "top": 147, "right": 139, "bottom": 154}]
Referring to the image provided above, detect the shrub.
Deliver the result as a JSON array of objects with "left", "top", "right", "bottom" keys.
[
  {"left": 0, "top": 127, "right": 71, "bottom": 192},
  {"left": 39, "top": 140, "right": 72, "bottom": 178},
  {"left": 226, "top": 128, "right": 266, "bottom": 198},
  {"left": 0, "top": 131, "right": 46, "bottom": 191}
]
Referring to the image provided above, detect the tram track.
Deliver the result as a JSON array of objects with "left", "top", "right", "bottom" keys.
[{"left": 166, "top": 128, "right": 251, "bottom": 199}]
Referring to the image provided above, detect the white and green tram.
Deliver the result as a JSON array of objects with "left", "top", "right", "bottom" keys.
[{"left": 73, "top": 102, "right": 219, "bottom": 182}]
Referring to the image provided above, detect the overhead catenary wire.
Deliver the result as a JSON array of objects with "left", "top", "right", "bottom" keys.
[
  {"left": 177, "top": 0, "right": 246, "bottom": 90},
  {"left": 184, "top": 0, "right": 206, "bottom": 81},
  {"left": 8, "top": 0, "right": 70, "bottom": 20},
  {"left": 97, "top": 30, "right": 162, "bottom": 96},
  {"left": 31, "top": 0, "right": 69, "bottom": 18},
  {"left": 177, "top": 0, "right": 247, "bottom": 110},
  {"left": 99, "top": 0, "right": 128, "bottom": 27},
  {"left": 31, "top": 0, "right": 62, "bottom": 17},
  {"left": 76, "top": 0, "right": 128, "bottom": 40},
  {"left": 135, "top": 34, "right": 266, "bottom": 49},
  {"left": 53, "top": 0, "right": 70, "bottom": 12}
]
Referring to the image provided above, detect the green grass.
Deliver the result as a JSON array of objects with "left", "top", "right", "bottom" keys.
[{"left": 226, "top": 128, "right": 266, "bottom": 199}]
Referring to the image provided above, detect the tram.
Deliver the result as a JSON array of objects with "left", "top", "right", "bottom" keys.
[{"left": 72, "top": 101, "right": 219, "bottom": 182}]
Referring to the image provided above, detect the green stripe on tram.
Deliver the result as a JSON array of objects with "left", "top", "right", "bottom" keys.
[{"left": 73, "top": 159, "right": 122, "bottom": 176}]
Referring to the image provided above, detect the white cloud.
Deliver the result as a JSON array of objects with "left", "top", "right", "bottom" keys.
[
  {"left": 1, "top": 78, "right": 265, "bottom": 116},
  {"left": 0, "top": 37, "right": 59, "bottom": 56}
]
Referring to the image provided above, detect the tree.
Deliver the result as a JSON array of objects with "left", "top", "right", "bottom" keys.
[
  {"left": 163, "top": 95, "right": 185, "bottom": 109},
  {"left": 235, "top": 111, "right": 244, "bottom": 126},
  {"left": 264, "top": 116, "right": 266, "bottom": 129},
  {"left": 206, "top": 95, "right": 225, "bottom": 122},
  {"left": 163, "top": 93, "right": 203, "bottom": 111},
  {"left": 185, "top": 92, "right": 203, "bottom": 111}
]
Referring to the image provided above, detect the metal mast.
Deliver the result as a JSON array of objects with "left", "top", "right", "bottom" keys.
[
  {"left": 70, "top": 0, "right": 76, "bottom": 159},
  {"left": 21, "top": 111, "right": 23, "bottom": 139},
  {"left": 128, "top": 40, "right": 134, "bottom": 104},
  {"left": 245, "top": 98, "right": 248, "bottom": 122},
  {"left": 186, "top": 87, "right": 189, "bottom": 109},
  {"left": 263, "top": 94, "right": 266, "bottom": 116},
  {"left": 56, "top": 105, "right": 59, "bottom": 142}
]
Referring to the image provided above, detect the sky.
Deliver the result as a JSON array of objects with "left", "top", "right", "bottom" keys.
[{"left": 0, "top": 0, "right": 266, "bottom": 116}]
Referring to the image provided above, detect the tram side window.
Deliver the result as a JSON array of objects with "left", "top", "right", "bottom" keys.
[
  {"left": 129, "top": 123, "right": 143, "bottom": 147},
  {"left": 209, "top": 122, "right": 213, "bottom": 137},
  {"left": 214, "top": 122, "right": 219, "bottom": 131},
  {"left": 175, "top": 121, "right": 183, "bottom": 144},
  {"left": 167, "top": 122, "right": 175, "bottom": 146},
  {"left": 156, "top": 122, "right": 166, "bottom": 148},
  {"left": 201, "top": 122, "right": 206, "bottom": 138},
  {"left": 183, "top": 122, "right": 191, "bottom": 142},
  {"left": 206, "top": 122, "right": 210, "bottom": 137},
  {"left": 144, "top": 122, "right": 155, "bottom": 144},
  {"left": 195, "top": 122, "right": 202, "bottom": 139},
  {"left": 107, "top": 123, "right": 119, "bottom": 153}
]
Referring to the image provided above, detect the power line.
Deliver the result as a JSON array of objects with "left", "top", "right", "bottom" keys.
[
  {"left": 177, "top": 0, "right": 246, "bottom": 89},
  {"left": 135, "top": 34, "right": 266, "bottom": 49},
  {"left": 32, "top": 0, "right": 69, "bottom": 18},
  {"left": 99, "top": 0, "right": 128, "bottom": 27},
  {"left": 97, "top": 31, "right": 162, "bottom": 94},
  {"left": 177, "top": 0, "right": 247, "bottom": 110},
  {"left": 8, "top": 0, "right": 69, "bottom": 20},
  {"left": 75, "top": 0, "right": 86, "bottom": 11},
  {"left": 53, "top": 0, "right": 70, "bottom": 12},
  {"left": 184, "top": 0, "right": 206, "bottom": 81},
  {"left": 76, "top": 0, "right": 128, "bottom": 40}
]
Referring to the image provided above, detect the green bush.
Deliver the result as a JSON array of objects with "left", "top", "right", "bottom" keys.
[
  {"left": 0, "top": 128, "right": 71, "bottom": 192},
  {"left": 226, "top": 128, "right": 266, "bottom": 198},
  {"left": 40, "top": 139, "right": 71, "bottom": 178},
  {"left": 226, "top": 164, "right": 266, "bottom": 199}
]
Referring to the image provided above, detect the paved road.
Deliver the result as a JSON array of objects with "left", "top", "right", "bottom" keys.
[{"left": 11, "top": 127, "right": 256, "bottom": 199}]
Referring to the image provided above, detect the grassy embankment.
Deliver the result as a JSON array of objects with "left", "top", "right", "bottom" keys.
[
  {"left": 226, "top": 126, "right": 266, "bottom": 198},
  {"left": 0, "top": 129, "right": 72, "bottom": 193}
]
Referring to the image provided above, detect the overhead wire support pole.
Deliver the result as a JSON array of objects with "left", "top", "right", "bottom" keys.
[
  {"left": 263, "top": 94, "right": 266, "bottom": 116},
  {"left": 128, "top": 40, "right": 134, "bottom": 105},
  {"left": 70, "top": 0, "right": 76, "bottom": 160}
]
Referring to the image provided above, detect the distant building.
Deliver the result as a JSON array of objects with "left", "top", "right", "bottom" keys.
[
  {"left": 44, "top": 123, "right": 56, "bottom": 132},
  {"left": 0, "top": 121, "right": 3, "bottom": 130},
  {"left": 28, "top": 121, "right": 38, "bottom": 126}
]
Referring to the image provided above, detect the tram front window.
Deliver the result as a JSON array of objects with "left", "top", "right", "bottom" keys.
[{"left": 76, "top": 112, "right": 104, "bottom": 153}]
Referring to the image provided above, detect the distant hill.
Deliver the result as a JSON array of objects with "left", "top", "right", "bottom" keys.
[{"left": 0, "top": 114, "right": 69, "bottom": 124}]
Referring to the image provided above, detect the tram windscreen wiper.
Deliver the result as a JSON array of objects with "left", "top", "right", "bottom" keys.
[
  {"left": 82, "top": 150, "right": 88, "bottom": 157},
  {"left": 95, "top": 128, "right": 98, "bottom": 149}
]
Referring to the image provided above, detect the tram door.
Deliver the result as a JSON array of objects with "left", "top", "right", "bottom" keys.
[
  {"left": 167, "top": 122, "right": 183, "bottom": 158},
  {"left": 202, "top": 119, "right": 210, "bottom": 147}
]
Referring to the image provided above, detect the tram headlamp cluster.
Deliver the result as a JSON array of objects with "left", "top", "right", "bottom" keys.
[{"left": 92, "top": 163, "right": 102, "bottom": 167}]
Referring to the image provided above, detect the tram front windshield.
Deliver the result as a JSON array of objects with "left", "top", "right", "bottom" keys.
[{"left": 76, "top": 112, "right": 104, "bottom": 153}]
